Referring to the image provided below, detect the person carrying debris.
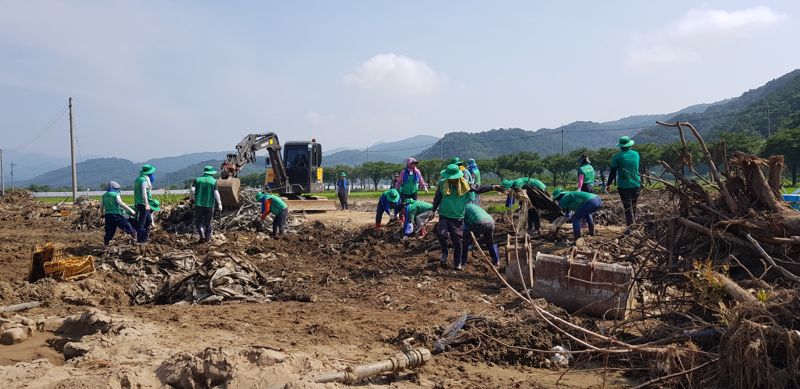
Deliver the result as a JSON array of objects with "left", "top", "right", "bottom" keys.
[
  {"left": 501, "top": 177, "right": 549, "bottom": 234},
  {"left": 431, "top": 164, "right": 473, "bottom": 269},
  {"left": 450, "top": 157, "right": 480, "bottom": 205},
  {"left": 393, "top": 158, "right": 428, "bottom": 217},
  {"left": 375, "top": 188, "right": 400, "bottom": 230},
  {"left": 461, "top": 203, "right": 500, "bottom": 267},
  {"left": 606, "top": 136, "right": 641, "bottom": 229},
  {"left": 576, "top": 154, "right": 595, "bottom": 193},
  {"left": 133, "top": 164, "right": 157, "bottom": 243},
  {"left": 552, "top": 188, "right": 602, "bottom": 238},
  {"left": 101, "top": 181, "right": 137, "bottom": 245},
  {"left": 190, "top": 166, "right": 222, "bottom": 243},
  {"left": 401, "top": 198, "right": 433, "bottom": 238},
  {"left": 335, "top": 172, "right": 350, "bottom": 210},
  {"left": 257, "top": 192, "right": 289, "bottom": 236}
]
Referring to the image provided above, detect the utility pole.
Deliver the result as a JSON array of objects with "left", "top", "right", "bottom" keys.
[
  {"left": 10, "top": 162, "right": 16, "bottom": 189},
  {"left": 68, "top": 97, "right": 77, "bottom": 201},
  {"left": 560, "top": 124, "right": 565, "bottom": 155},
  {"left": 439, "top": 140, "right": 443, "bottom": 160},
  {"left": 365, "top": 145, "right": 369, "bottom": 163},
  {"left": 0, "top": 149, "right": 4, "bottom": 196}
]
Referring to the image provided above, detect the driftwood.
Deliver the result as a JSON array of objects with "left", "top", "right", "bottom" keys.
[
  {"left": 0, "top": 301, "right": 41, "bottom": 313},
  {"left": 654, "top": 122, "right": 800, "bottom": 281}
]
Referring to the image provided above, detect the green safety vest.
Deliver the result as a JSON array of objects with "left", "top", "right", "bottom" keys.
[
  {"left": 194, "top": 175, "right": 217, "bottom": 208},
  {"left": 464, "top": 203, "right": 493, "bottom": 227},
  {"left": 262, "top": 194, "right": 288, "bottom": 216},
  {"left": 558, "top": 191, "right": 598, "bottom": 211},
  {"left": 611, "top": 150, "right": 641, "bottom": 188},
  {"left": 514, "top": 177, "right": 546, "bottom": 190},
  {"left": 398, "top": 171, "right": 420, "bottom": 195},
  {"left": 133, "top": 175, "right": 151, "bottom": 205},
  {"left": 437, "top": 179, "right": 470, "bottom": 219},
  {"left": 102, "top": 191, "right": 123, "bottom": 215},
  {"left": 406, "top": 200, "right": 433, "bottom": 220},
  {"left": 471, "top": 169, "right": 481, "bottom": 186},
  {"left": 578, "top": 164, "right": 595, "bottom": 184}
]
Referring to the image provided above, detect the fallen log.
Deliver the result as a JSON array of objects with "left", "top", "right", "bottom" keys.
[
  {"left": 0, "top": 301, "right": 41, "bottom": 313},
  {"left": 711, "top": 271, "right": 757, "bottom": 303}
]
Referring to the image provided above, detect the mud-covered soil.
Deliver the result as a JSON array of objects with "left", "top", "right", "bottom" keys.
[{"left": 0, "top": 192, "right": 638, "bottom": 388}]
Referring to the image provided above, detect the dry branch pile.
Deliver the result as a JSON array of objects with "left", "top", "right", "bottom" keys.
[
  {"left": 158, "top": 188, "right": 303, "bottom": 233},
  {"left": 99, "top": 245, "right": 283, "bottom": 305}
]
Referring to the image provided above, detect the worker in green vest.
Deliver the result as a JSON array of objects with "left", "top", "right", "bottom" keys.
[
  {"left": 375, "top": 188, "right": 401, "bottom": 229},
  {"left": 576, "top": 154, "right": 595, "bottom": 193},
  {"left": 401, "top": 198, "right": 434, "bottom": 238},
  {"left": 190, "top": 166, "right": 222, "bottom": 243},
  {"left": 257, "top": 192, "right": 290, "bottom": 236},
  {"left": 606, "top": 136, "right": 641, "bottom": 228},
  {"left": 552, "top": 188, "right": 602, "bottom": 238},
  {"left": 466, "top": 159, "right": 482, "bottom": 204},
  {"left": 133, "top": 164, "right": 156, "bottom": 243},
  {"left": 461, "top": 203, "right": 500, "bottom": 267},
  {"left": 501, "top": 177, "right": 549, "bottom": 234},
  {"left": 431, "top": 164, "right": 472, "bottom": 268},
  {"left": 393, "top": 158, "right": 428, "bottom": 218},
  {"left": 101, "top": 181, "right": 137, "bottom": 245}
]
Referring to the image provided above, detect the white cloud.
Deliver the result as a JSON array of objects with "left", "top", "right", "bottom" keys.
[
  {"left": 343, "top": 53, "right": 444, "bottom": 96},
  {"left": 627, "top": 6, "right": 786, "bottom": 68}
]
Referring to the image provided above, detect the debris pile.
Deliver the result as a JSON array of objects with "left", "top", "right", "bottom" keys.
[
  {"left": 159, "top": 188, "right": 303, "bottom": 233},
  {"left": 101, "top": 246, "right": 283, "bottom": 304}
]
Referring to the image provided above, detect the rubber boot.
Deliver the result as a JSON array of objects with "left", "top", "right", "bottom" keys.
[
  {"left": 440, "top": 251, "right": 448, "bottom": 266},
  {"left": 375, "top": 222, "right": 381, "bottom": 230},
  {"left": 587, "top": 223, "right": 596, "bottom": 237},
  {"left": 488, "top": 244, "right": 500, "bottom": 266}
]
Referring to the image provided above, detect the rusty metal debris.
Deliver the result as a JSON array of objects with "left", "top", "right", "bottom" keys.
[{"left": 312, "top": 347, "right": 432, "bottom": 384}]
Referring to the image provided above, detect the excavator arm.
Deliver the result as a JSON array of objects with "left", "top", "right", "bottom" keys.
[{"left": 220, "top": 133, "right": 290, "bottom": 189}]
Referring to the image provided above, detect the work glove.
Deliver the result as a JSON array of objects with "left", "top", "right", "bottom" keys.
[{"left": 217, "top": 204, "right": 223, "bottom": 212}]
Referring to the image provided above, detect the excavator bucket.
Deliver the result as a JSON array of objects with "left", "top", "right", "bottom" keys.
[{"left": 217, "top": 177, "right": 242, "bottom": 210}]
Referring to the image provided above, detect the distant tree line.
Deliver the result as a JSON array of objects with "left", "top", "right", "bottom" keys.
[{"left": 211, "top": 127, "right": 800, "bottom": 192}]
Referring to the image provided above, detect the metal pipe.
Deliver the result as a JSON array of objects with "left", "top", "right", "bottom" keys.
[{"left": 313, "top": 347, "right": 431, "bottom": 384}]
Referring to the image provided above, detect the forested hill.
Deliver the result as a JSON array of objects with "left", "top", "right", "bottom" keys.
[
  {"left": 416, "top": 114, "right": 677, "bottom": 160},
  {"left": 637, "top": 68, "right": 800, "bottom": 142}
]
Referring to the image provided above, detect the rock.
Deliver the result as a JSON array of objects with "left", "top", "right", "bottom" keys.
[
  {"left": 1, "top": 327, "right": 31, "bottom": 345},
  {"left": 248, "top": 349, "right": 287, "bottom": 367},
  {"left": 63, "top": 342, "right": 92, "bottom": 359}
]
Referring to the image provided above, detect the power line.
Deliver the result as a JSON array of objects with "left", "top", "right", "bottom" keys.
[{"left": 12, "top": 104, "right": 69, "bottom": 152}]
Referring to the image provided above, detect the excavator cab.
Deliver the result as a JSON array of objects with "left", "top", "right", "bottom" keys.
[{"left": 273, "top": 141, "right": 324, "bottom": 194}]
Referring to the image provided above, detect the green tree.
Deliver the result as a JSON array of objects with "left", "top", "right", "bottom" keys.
[
  {"left": 718, "top": 131, "right": 766, "bottom": 155},
  {"left": 635, "top": 143, "right": 664, "bottom": 185},
  {"left": 763, "top": 127, "right": 800, "bottom": 185},
  {"left": 361, "top": 161, "right": 399, "bottom": 190},
  {"left": 543, "top": 154, "right": 573, "bottom": 187},
  {"left": 508, "top": 151, "right": 544, "bottom": 178},
  {"left": 240, "top": 171, "right": 266, "bottom": 188},
  {"left": 591, "top": 147, "right": 617, "bottom": 185},
  {"left": 416, "top": 159, "right": 445, "bottom": 188}
]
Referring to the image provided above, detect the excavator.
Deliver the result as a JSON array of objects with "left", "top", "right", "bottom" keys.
[{"left": 217, "top": 132, "right": 337, "bottom": 211}]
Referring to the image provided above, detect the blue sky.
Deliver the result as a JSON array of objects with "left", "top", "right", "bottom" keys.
[{"left": 1, "top": 1, "right": 798, "bottom": 163}]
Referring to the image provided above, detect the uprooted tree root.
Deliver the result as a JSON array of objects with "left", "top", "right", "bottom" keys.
[{"left": 719, "top": 291, "right": 800, "bottom": 389}]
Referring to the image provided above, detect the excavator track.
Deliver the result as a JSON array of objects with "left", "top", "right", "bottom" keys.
[{"left": 217, "top": 177, "right": 336, "bottom": 212}]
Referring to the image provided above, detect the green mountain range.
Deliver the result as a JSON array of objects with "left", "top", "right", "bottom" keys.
[{"left": 16, "top": 68, "right": 800, "bottom": 189}]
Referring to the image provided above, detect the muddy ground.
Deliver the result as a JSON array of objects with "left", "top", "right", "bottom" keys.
[{"left": 0, "top": 192, "right": 643, "bottom": 388}]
